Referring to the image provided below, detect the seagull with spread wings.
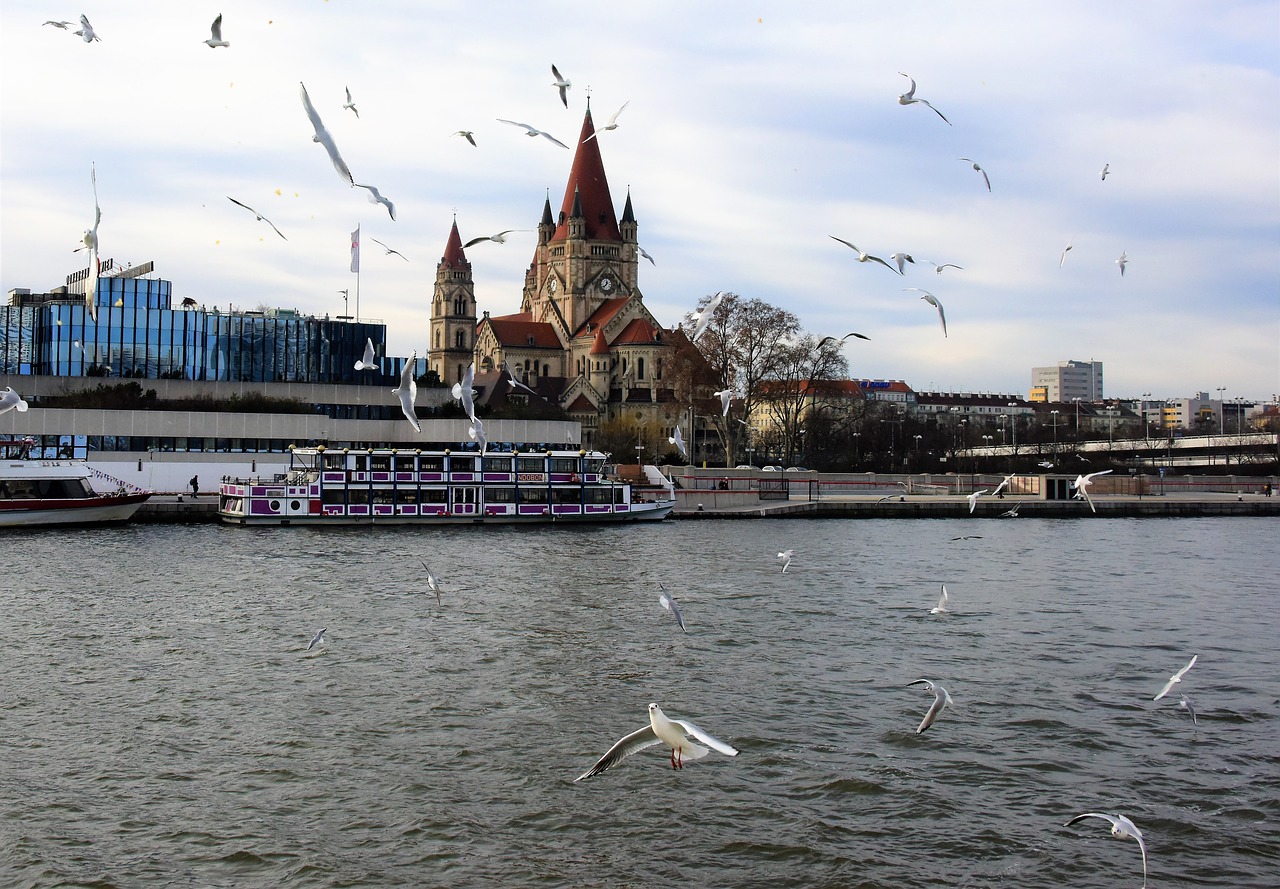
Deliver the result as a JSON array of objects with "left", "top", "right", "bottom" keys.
[
  {"left": 343, "top": 86, "right": 359, "bottom": 117},
  {"left": 393, "top": 353, "right": 420, "bottom": 432},
  {"left": 370, "top": 237, "right": 408, "bottom": 260},
  {"left": 204, "top": 14, "right": 229, "bottom": 48},
  {"left": 830, "top": 236, "right": 900, "bottom": 273},
  {"left": 897, "top": 72, "right": 950, "bottom": 124},
  {"left": 464, "top": 230, "right": 526, "bottom": 249},
  {"left": 906, "top": 289, "right": 947, "bottom": 337},
  {"left": 576, "top": 703, "right": 738, "bottom": 779},
  {"left": 300, "top": 82, "right": 353, "bottom": 184},
  {"left": 959, "top": 157, "right": 991, "bottom": 191},
  {"left": 497, "top": 119, "right": 569, "bottom": 148},
  {"left": 228, "top": 197, "right": 287, "bottom": 240},
  {"left": 583, "top": 101, "right": 629, "bottom": 143},
  {"left": 354, "top": 183, "right": 395, "bottom": 221}
]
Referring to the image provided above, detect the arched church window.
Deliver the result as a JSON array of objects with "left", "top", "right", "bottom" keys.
[
  {"left": 434, "top": 330, "right": 441, "bottom": 348},
  {"left": 455, "top": 330, "right": 466, "bottom": 349},
  {"left": 542, "top": 364, "right": 549, "bottom": 377},
  {"left": 637, "top": 357, "right": 645, "bottom": 380}
]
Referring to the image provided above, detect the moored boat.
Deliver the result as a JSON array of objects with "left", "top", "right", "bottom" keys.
[
  {"left": 218, "top": 444, "right": 675, "bottom": 525},
  {"left": 0, "top": 438, "right": 152, "bottom": 527}
]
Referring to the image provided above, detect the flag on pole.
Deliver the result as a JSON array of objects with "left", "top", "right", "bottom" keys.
[{"left": 350, "top": 226, "right": 360, "bottom": 273}]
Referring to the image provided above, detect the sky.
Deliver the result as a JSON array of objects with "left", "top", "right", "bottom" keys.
[{"left": 2, "top": 1, "right": 1277, "bottom": 403}]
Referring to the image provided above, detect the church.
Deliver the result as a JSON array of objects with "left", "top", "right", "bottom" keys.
[{"left": 427, "top": 105, "right": 681, "bottom": 449}]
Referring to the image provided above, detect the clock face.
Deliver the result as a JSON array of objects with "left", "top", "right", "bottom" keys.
[
  {"left": 548, "top": 278, "right": 558, "bottom": 294},
  {"left": 599, "top": 276, "right": 613, "bottom": 291}
]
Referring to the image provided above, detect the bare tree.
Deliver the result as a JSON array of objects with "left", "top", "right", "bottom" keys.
[{"left": 758, "top": 335, "right": 850, "bottom": 465}]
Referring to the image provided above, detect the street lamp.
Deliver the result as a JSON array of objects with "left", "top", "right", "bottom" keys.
[
  {"left": 1073, "top": 397, "right": 1081, "bottom": 441},
  {"left": 1007, "top": 402, "right": 1018, "bottom": 450},
  {"left": 851, "top": 431, "right": 861, "bottom": 467},
  {"left": 998, "top": 414, "right": 1008, "bottom": 445},
  {"left": 913, "top": 434, "right": 923, "bottom": 450},
  {"left": 1050, "top": 409, "right": 1060, "bottom": 447},
  {"left": 1215, "top": 387, "right": 1226, "bottom": 434}
]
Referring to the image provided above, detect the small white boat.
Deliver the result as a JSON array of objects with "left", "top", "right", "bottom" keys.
[
  {"left": 0, "top": 438, "right": 152, "bottom": 527},
  {"left": 219, "top": 444, "right": 674, "bottom": 526}
]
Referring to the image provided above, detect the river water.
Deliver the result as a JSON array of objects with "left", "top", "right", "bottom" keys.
[{"left": 3, "top": 517, "right": 1278, "bottom": 888}]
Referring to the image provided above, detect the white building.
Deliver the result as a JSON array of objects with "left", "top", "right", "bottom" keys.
[{"left": 1030, "top": 359, "right": 1103, "bottom": 402}]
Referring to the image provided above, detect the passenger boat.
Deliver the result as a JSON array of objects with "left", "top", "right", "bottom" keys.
[
  {"left": 218, "top": 444, "right": 675, "bottom": 525},
  {"left": 0, "top": 438, "right": 152, "bottom": 527}
]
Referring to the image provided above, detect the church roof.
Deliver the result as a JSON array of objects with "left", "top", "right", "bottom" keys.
[
  {"left": 441, "top": 219, "right": 469, "bottom": 269},
  {"left": 566, "top": 393, "right": 597, "bottom": 412},
  {"left": 590, "top": 327, "right": 610, "bottom": 354},
  {"left": 572, "top": 297, "right": 629, "bottom": 339},
  {"left": 552, "top": 109, "right": 621, "bottom": 242},
  {"left": 485, "top": 313, "right": 561, "bottom": 349},
  {"left": 610, "top": 317, "right": 662, "bottom": 346}
]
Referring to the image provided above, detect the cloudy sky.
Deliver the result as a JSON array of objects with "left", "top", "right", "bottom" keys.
[{"left": 2, "top": 2, "right": 1277, "bottom": 402}]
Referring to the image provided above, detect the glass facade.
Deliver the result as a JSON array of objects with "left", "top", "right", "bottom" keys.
[{"left": 2, "top": 275, "right": 410, "bottom": 385}]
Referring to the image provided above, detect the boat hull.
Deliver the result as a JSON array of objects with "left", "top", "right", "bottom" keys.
[
  {"left": 0, "top": 492, "right": 151, "bottom": 527},
  {"left": 218, "top": 499, "right": 675, "bottom": 526}
]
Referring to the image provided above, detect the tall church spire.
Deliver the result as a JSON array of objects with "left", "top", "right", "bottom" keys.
[{"left": 552, "top": 109, "right": 621, "bottom": 242}]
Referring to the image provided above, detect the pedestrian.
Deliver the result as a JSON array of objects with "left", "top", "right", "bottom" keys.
[{"left": 190, "top": 475, "right": 199, "bottom": 498}]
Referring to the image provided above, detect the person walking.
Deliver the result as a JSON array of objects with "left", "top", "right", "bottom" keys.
[{"left": 190, "top": 475, "right": 199, "bottom": 498}]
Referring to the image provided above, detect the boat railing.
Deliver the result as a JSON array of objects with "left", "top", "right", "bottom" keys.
[{"left": 87, "top": 466, "right": 152, "bottom": 496}]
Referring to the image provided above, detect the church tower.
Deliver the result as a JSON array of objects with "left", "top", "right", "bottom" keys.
[{"left": 428, "top": 220, "right": 477, "bottom": 384}]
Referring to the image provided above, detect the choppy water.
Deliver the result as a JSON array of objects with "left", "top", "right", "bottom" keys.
[{"left": 3, "top": 517, "right": 1278, "bottom": 888}]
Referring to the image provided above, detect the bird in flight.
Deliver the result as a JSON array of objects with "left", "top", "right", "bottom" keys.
[
  {"left": 227, "top": 197, "right": 286, "bottom": 240},
  {"left": 551, "top": 64, "right": 571, "bottom": 107},
  {"left": 818, "top": 332, "right": 870, "bottom": 349},
  {"left": 714, "top": 389, "right": 732, "bottom": 417},
  {"left": 777, "top": 549, "right": 794, "bottom": 573},
  {"left": 343, "top": 86, "right": 359, "bottom": 117},
  {"left": 393, "top": 352, "right": 421, "bottom": 432},
  {"left": 830, "top": 236, "right": 899, "bottom": 273},
  {"left": 583, "top": 101, "right": 630, "bottom": 143},
  {"left": 504, "top": 361, "right": 539, "bottom": 397},
  {"left": 43, "top": 20, "right": 74, "bottom": 29},
  {"left": 204, "top": 14, "right": 229, "bottom": 48},
  {"left": 1116, "top": 251, "right": 1130, "bottom": 276},
  {"left": 370, "top": 238, "right": 407, "bottom": 260},
  {"left": 690, "top": 291, "right": 726, "bottom": 343},
  {"left": 576, "top": 703, "right": 738, "bottom": 779},
  {"left": 1071, "top": 469, "right": 1112, "bottom": 513},
  {"left": 669, "top": 425, "right": 687, "bottom": 459},
  {"left": 464, "top": 230, "right": 525, "bottom": 249},
  {"left": 905, "top": 288, "right": 947, "bottom": 337},
  {"left": 354, "top": 338, "right": 378, "bottom": 371},
  {"left": 1060, "top": 240, "right": 1073, "bottom": 268},
  {"left": 452, "top": 130, "right": 477, "bottom": 146},
  {"left": 658, "top": 584, "right": 686, "bottom": 633},
  {"left": 637, "top": 245, "right": 656, "bottom": 265},
  {"left": 930, "top": 584, "right": 949, "bottom": 614},
  {"left": 497, "top": 119, "right": 569, "bottom": 148},
  {"left": 0, "top": 387, "right": 30, "bottom": 415},
  {"left": 923, "top": 260, "right": 963, "bottom": 275},
  {"left": 1153, "top": 654, "right": 1197, "bottom": 701},
  {"left": 1064, "top": 813, "right": 1147, "bottom": 888},
  {"left": 908, "top": 679, "right": 953, "bottom": 733},
  {"left": 966, "top": 489, "right": 988, "bottom": 513},
  {"left": 897, "top": 73, "right": 950, "bottom": 124},
  {"left": 889, "top": 252, "right": 915, "bottom": 274},
  {"left": 1100, "top": 163, "right": 1111, "bottom": 180},
  {"left": 300, "top": 82, "right": 353, "bottom": 184},
  {"left": 452, "top": 363, "right": 477, "bottom": 422},
  {"left": 959, "top": 157, "right": 991, "bottom": 191},
  {"left": 75, "top": 14, "right": 100, "bottom": 43},
  {"left": 306, "top": 628, "right": 327, "bottom": 651},
  {"left": 419, "top": 561, "right": 443, "bottom": 604},
  {"left": 354, "top": 183, "right": 395, "bottom": 221}
]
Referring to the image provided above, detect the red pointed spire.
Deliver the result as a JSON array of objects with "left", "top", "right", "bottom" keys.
[
  {"left": 441, "top": 218, "right": 470, "bottom": 269},
  {"left": 553, "top": 110, "right": 621, "bottom": 242}
]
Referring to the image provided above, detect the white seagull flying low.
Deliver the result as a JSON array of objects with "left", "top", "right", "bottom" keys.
[
  {"left": 1064, "top": 813, "right": 1147, "bottom": 888},
  {"left": 306, "top": 628, "right": 327, "bottom": 651},
  {"left": 451, "top": 363, "right": 477, "bottom": 422},
  {"left": 777, "top": 549, "right": 794, "bottom": 573},
  {"left": 551, "top": 64, "right": 571, "bottom": 108},
  {"left": 576, "top": 703, "right": 738, "bottom": 779},
  {"left": 669, "top": 425, "right": 687, "bottom": 459},
  {"left": 689, "top": 291, "right": 726, "bottom": 343},
  {"left": 658, "top": 583, "right": 686, "bottom": 633},
  {"left": 930, "top": 584, "right": 949, "bottom": 614},
  {"left": 583, "top": 101, "right": 629, "bottom": 143},
  {"left": 354, "top": 338, "right": 378, "bottom": 371},
  {"left": 1153, "top": 654, "right": 1197, "bottom": 701},
  {"left": 818, "top": 332, "right": 870, "bottom": 350},
  {"left": 1071, "top": 469, "right": 1112, "bottom": 513},
  {"left": 393, "top": 352, "right": 420, "bottom": 432},
  {"left": 713, "top": 388, "right": 732, "bottom": 417},
  {"left": 908, "top": 679, "right": 953, "bottom": 734},
  {"left": 419, "top": 560, "right": 443, "bottom": 604},
  {"left": 1, "top": 387, "right": 30, "bottom": 415}
]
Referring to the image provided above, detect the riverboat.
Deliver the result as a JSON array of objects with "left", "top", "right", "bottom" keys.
[
  {"left": 0, "top": 438, "right": 152, "bottom": 527},
  {"left": 218, "top": 445, "right": 675, "bottom": 525}
]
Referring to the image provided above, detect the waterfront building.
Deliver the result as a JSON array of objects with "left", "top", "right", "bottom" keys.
[{"left": 1030, "top": 359, "right": 1104, "bottom": 402}]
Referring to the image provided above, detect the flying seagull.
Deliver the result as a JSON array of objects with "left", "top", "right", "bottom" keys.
[
  {"left": 1116, "top": 251, "right": 1130, "bottom": 277},
  {"left": 0, "top": 387, "right": 30, "bottom": 415},
  {"left": 889, "top": 252, "right": 915, "bottom": 274},
  {"left": 669, "top": 425, "right": 687, "bottom": 459},
  {"left": 1100, "top": 163, "right": 1111, "bottom": 180},
  {"left": 82, "top": 164, "right": 102, "bottom": 321},
  {"left": 75, "top": 14, "right": 100, "bottom": 42},
  {"left": 690, "top": 291, "right": 726, "bottom": 343},
  {"left": 908, "top": 679, "right": 953, "bottom": 733},
  {"left": 897, "top": 72, "right": 950, "bottom": 124},
  {"left": 419, "top": 560, "right": 442, "bottom": 604},
  {"left": 637, "top": 245, "right": 656, "bottom": 265},
  {"left": 1000, "top": 502, "right": 1023, "bottom": 517},
  {"left": 370, "top": 237, "right": 408, "bottom": 260},
  {"left": 452, "top": 130, "right": 477, "bottom": 146},
  {"left": 930, "top": 584, "right": 949, "bottom": 614},
  {"left": 658, "top": 583, "right": 686, "bottom": 633},
  {"left": 959, "top": 157, "right": 991, "bottom": 191},
  {"left": 1064, "top": 813, "right": 1147, "bottom": 888},
  {"left": 923, "top": 260, "right": 963, "bottom": 275},
  {"left": 991, "top": 473, "right": 1016, "bottom": 498},
  {"left": 228, "top": 197, "right": 286, "bottom": 240},
  {"left": 354, "top": 183, "right": 395, "bottom": 221},
  {"left": 1178, "top": 694, "right": 1198, "bottom": 726},
  {"left": 966, "top": 489, "right": 988, "bottom": 513},
  {"left": 551, "top": 64, "right": 571, "bottom": 107},
  {"left": 575, "top": 703, "right": 738, "bottom": 780},
  {"left": 497, "top": 119, "right": 569, "bottom": 149},
  {"left": 468, "top": 417, "right": 487, "bottom": 455},
  {"left": 1060, "top": 240, "right": 1073, "bottom": 268},
  {"left": 43, "top": 20, "right": 74, "bottom": 29},
  {"left": 464, "top": 230, "right": 525, "bottom": 249},
  {"left": 393, "top": 352, "right": 420, "bottom": 432},
  {"left": 354, "top": 338, "right": 378, "bottom": 371},
  {"left": 583, "top": 101, "right": 629, "bottom": 143},
  {"left": 906, "top": 289, "right": 947, "bottom": 337},
  {"left": 830, "top": 236, "right": 900, "bottom": 273},
  {"left": 1153, "top": 654, "right": 1197, "bottom": 701},
  {"left": 504, "top": 361, "right": 539, "bottom": 396},
  {"left": 777, "top": 549, "right": 794, "bottom": 573},
  {"left": 713, "top": 389, "right": 732, "bottom": 417},
  {"left": 343, "top": 86, "right": 359, "bottom": 117},
  {"left": 306, "top": 628, "right": 327, "bottom": 651},
  {"left": 300, "top": 82, "right": 353, "bottom": 184},
  {"left": 1071, "top": 469, "right": 1112, "bottom": 513},
  {"left": 818, "top": 332, "right": 870, "bottom": 349},
  {"left": 451, "top": 363, "right": 477, "bottom": 422},
  {"left": 204, "top": 14, "right": 229, "bottom": 48}
]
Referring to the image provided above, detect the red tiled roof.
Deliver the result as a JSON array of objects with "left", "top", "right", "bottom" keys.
[
  {"left": 566, "top": 394, "right": 597, "bottom": 412},
  {"left": 610, "top": 317, "right": 660, "bottom": 345},
  {"left": 441, "top": 220, "right": 469, "bottom": 269},
  {"left": 590, "top": 327, "right": 610, "bottom": 354},
  {"left": 573, "top": 297, "right": 629, "bottom": 339},
  {"left": 552, "top": 110, "right": 621, "bottom": 242},
  {"left": 486, "top": 314, "right": 561, "bottom": 349}
]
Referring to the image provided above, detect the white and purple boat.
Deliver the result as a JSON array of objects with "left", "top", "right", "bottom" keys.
[
  {"left": 218, "top": 444, "right": 674, "bottom": 526},
  {"left": 0, "top": 438, "right": 151, "bottom": 527}
]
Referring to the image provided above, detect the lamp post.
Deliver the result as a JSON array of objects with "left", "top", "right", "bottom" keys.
[
  {"left": 998, "top": 414, "right": 1008, "bottom": 445},
  {"left": 1050, "top": 410, "right": 1061, "bottom": 451},
  {"left": 1216, "top": 387, "right": 1226, "bottom": 434},
  {"left": 1073, "top": 397, "right": 1081, "bottom": 441},
  {"left": 1007, "top": 402, "right": 1018, "bottom": 451},
  {"left": 851, "top": 431, "right": 861, "bottom": 468}
]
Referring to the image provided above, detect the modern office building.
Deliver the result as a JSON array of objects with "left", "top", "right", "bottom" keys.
[{"left": 1030, "top": 359, "right": 1103, "bottom": 402}]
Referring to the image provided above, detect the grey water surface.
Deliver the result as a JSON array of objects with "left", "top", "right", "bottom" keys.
[{"left": 3, "top": 517, "right": 1278, "bottom": 888}]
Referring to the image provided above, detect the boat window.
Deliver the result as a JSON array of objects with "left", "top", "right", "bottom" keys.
[
  {"left": 420, "top": 488, "right": 447, "bottom": 503},
  {"left": 552, "top": 488, "right": 580, "bottom": 504},
  {"left": 521, "top": 487, "right": 547, "bottom": 503},
  {"left": 418, "top": 455, "right": 444, "bottom": 471},
  {"left": 323, "top": 453, "right": 346, "bottom": 470},
  {"left": 616, "top": 488, "right": 626, "bottom": 503},
  {"left": 396, "top": 489, "right": 417, "bottom": 504},
  {"left": 321, "top": 489, "right": 346, "bottom": 505},
  {"left": 393, "top": 455, "right": 417, "bottom": 472},
  {"left": 370, "top": 455, "right": 392, "bottom": 472},
  {"left": 486, "top": 487, "right": 516, "bottom": 503},
  {"left": 351, "top": 454, "right": 369, "bottom": 471},
  {"left": 482, "top": 457, "right": 513, "bottom": 473},
  {"left": 449, "top": 456, "right": 475, "bottom": 472},
  {"left": 585, "top": 458, "right": 605, "bottom": 474},
  {"left": 517, "top": 456, "right": 544, "bottom": 473},
  {"left": 549, "top": 457, "right": 578, "bottom": 473},
  {"left": 348, "top": 489, "right": 370, "bottom": 504},
  {"left": 373, "top": 489, "right": 395, "bottom": 504},
  {"left": 587, "top": 487, "right": 614, "bottom": 504}
]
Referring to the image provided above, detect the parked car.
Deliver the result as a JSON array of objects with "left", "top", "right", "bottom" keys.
[
  {"left": 787, "top": 467, "right": 811, "bottom": 472},
  {"left": 734, "top": 465, "right": 754, "bottom": 470},
  {"left": 761, "top": 465, "right": 783, "bottom": 471}
]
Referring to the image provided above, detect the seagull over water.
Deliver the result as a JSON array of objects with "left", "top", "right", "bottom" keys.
[
  {"left": 551, "top": 64, "right": 571, "bottom": 107},
  {"left": 1071, "top": 469, "right": 1112, "bottom": 513},
  {"left": 897, "top": 72, "right": 950, "bottom": 124},
  {"left": 354, "top": 338, "right": 378, "bottom": 371},
  {"left": 300, "top": 82, "right": 353, "bottom": 184},
  {"left": 777, "top": 549, "right": 794, "bottom": 573},
  {"left": 1064, "top": 813, "right": 1147, "bottom": 888},
  {"left": 393, "top": 352, "right": 420, "bottom": 432},
  {"left": 1153, "top": 654, "right": 1197, "bottom": 701},
  {"left": 0, "top": 387, "right": 30, "bottom": 415},
  {"left": 228, "top": 197, "right": 287, "bottom": 240},
  {"left": 830, "top": 236, "right": 900, "bottom": 273},
  {"left": 370, "top": 237, "right": 408, "bottom": 260},
  {"left": 576, "top": 703, "right": 738, "bottom": 779},
  {"left": 306, "top": 628, "right": 327, "bottom": 651},
  {"left": 420, "top": 561, "right": 443, "bottom": 604},
  {"left": 906, "top": 289, "right": 947, "bottom": 337},
  {"left": 966, "top": 489, "right": 988, "bottom": 513},
  {"left": 204, "top": 14, "right": 229, "bottom": 48},
  {"left": 658, "top": 583, "right": 686, "bottom": 633},
  {"left": 959, "top": 158, "right": 991, "bottom": 191},
  {"left": 930, "top": 584, "right": 949, "bottom": 614},
  {"left": 1178, "top": 694, "right": 1198, "bottom": 725},
  {"left": 908, "top": 679, "right": 953, "bottom": 733},
  {"left": 583, "top": 101, "right": 630, "bottom": 142},
  {"left": 498, "top": 119, "right": 569, "bottom": 149}
]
